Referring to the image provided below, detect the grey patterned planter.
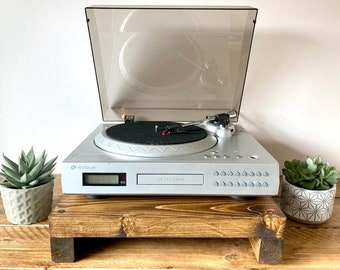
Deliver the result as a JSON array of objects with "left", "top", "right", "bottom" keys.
[
  {"left": 0, "top": 180, "right": 54, "bottom": 225},
  {"left": 280, "top": 177, "right": 336, "bottom": 224}
]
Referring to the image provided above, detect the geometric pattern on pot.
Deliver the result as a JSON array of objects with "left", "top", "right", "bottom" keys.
[
  {"left": 0, "top": 180, "right": 54, "bottom": 225},
  {"left": 281, "top": 179, "right": 336, "bottom": 224}
]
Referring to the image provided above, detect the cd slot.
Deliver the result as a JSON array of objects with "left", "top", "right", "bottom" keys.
[{"left": 137, "top": 174, "right": 204, "bottom": 185}]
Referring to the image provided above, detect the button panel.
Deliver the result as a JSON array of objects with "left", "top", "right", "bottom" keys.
[
  {"left": 205, "top": 151, "right": 274, "bottom": 190},
  {"left": 211, "top": 169, "right": 270, "bottom": 189}
]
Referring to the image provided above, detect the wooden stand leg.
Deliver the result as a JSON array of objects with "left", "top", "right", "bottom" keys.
[
  {"left": 50, "top": 237, "right": 75, "bottom": 262},
  {"left": 249, "top": 236, "right": 283, "bottom": 264},
  {"left": 247, "top": 205, "right": 285, "bottom": 264}
]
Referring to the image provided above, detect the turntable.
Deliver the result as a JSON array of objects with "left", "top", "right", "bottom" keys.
[{"left": 62, "top": 5, "right": 279, "bottom": 196}]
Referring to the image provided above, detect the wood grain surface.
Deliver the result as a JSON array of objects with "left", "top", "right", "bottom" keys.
[{"left": 1, "top": 175, "right": 340, "bottom": 269}]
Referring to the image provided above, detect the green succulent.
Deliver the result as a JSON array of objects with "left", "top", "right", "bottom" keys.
[
  {"left": 0, "top": 148, "right": 57, "bottom": 189},
  {"left": 282, "top": 156, "right": 340, "bottom": 190}
]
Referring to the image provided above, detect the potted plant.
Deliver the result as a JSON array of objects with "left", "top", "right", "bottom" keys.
[
  {"left": 281, "top": 155, "right": 340, "bottom": 224},
  {"left": 0, "top": 148, "right": 57, "bottom": 225}
]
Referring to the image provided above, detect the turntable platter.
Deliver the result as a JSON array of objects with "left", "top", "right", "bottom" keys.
[
  {"left": 107, "top": 121, "right": 207, "bottom": 145},
  {"left": 94, "top": 121, "right": 217, "bottom": 157}
]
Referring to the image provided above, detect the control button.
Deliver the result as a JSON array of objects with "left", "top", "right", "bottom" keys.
[
  {"left": 235, "top": 182, "right": 241, "bottom": 187},
  {"left": 213, "top": 155, "right": 221, "bottom": 159},
  {"left": 211, "top": 150, "right": 219, "bottom": 155},
  {"left": 256, "top": 171, "right": 262, "bottom": 177},
  {"left": 248, "top": 182, "right": 255, "bottom": 187},
  {"left": 204, "top": 154, "right": 211, "bottom": 159},
  {"left": 241, "top": 182, "right": 247, "bottom": 187},
  {"left": 262, "top": 182, "right": 269, "bottom": 187},
  {"left": 220, "top": 171, "right": 226, "bottom": 176},
  {"left": 227, "top": 171, "right": 233, "bottom": 176},
  {"left": 242, "top": 171, "right": 248, "bottom": 176},
  {"left": 213, "top": 171, "right": 219, "bottom": 176},
  {"left": 223, "top": 155, "right": 231, "bottom": 159},
  {"left": 255, "top": 182, "right": 261, "bottom": 187},
  {"left": 236, "top": 155, "right": 243, "bottom": 159},
  {"left": 227, "top": 181, "right": 233, "bottom": 187},
  {"left": 220, "top": 181, "right": 226, "bottom": 187},
  {"left": 235, "top": 171, "right": 241, "bottom": 176},
  {"left": 249, "top": 171, "right": 255, "bottom": 176},
  {"left": 263, "top": 171, "right": 269, "bottom": 177},
  {"left": 213, "top": 181, "right": 219, "bottom": 187}
]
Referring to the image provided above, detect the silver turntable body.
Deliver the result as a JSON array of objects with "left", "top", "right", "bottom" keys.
[
  {"left": 63, "top": 123, "right": 279, "bottom": 196},
  {"left": 62, "top": 5, "right": 280, "bottom": 196}
]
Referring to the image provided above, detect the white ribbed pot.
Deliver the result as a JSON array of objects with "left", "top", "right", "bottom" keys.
[
  {"left": 280, "top": 177, "right": 336, "bottom": 224},
  {"left": 0, "top": 180, "right": 54, "bottom": 225}
]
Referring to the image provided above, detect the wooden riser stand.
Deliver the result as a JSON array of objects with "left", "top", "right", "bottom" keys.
[{"left": 49, "top": 195, "right": 286, "bottom": 264}]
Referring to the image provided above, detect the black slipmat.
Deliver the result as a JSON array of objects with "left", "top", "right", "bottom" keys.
[{"left": 106, "top": 121, "right": 207, "bottom": 145}]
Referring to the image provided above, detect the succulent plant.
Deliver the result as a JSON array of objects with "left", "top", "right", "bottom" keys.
[
  {"left": 282, "top": 156, "right": 340, "bottom": 190},
  {"left": 0, "top": 148, "right": 57, "bottom": 189}
]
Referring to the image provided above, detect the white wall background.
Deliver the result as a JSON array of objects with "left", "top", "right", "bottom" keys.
[{"left": 0, "top": 0, "right": 339, "bottom": 173}]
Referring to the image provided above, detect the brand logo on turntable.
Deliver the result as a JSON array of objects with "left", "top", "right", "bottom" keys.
[{"left": 71, "top": 165, "right": 97, "bottom": 170}]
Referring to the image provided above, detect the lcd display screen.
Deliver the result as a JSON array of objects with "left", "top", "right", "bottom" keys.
[{"left": 83, "top": 173, "right": 126, "bottom": 186}]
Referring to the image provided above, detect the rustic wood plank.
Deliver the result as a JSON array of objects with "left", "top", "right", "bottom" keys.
[
  {"left": 0, "top": 223, "right": 49, "bottom": 241},
  {"left": 1, "top": 175, "right": 340, "bottom": 269},
  {"left": 1, "top": 220, "right": 340, "bottom": 269},
  {"left": 49, "top": 195, "right": 285, "bottom": 238}
]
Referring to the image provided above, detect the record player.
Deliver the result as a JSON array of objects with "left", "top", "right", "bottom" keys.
[{"left": 62, "top": 5, "right": 279, "bottom": 196}]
